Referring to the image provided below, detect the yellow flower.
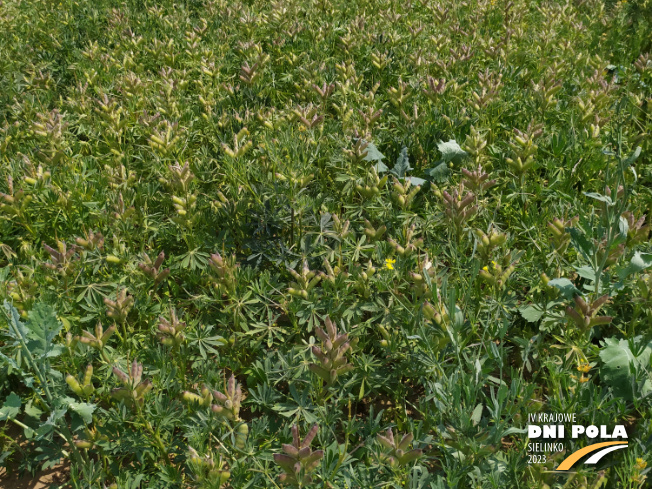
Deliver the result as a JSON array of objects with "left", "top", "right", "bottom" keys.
[
  {"left": 482, "top": 266, "right": 489, "bottom": 271},
  {"left": 636, "top": 458, "right": 647, "bottom": 471},
  {"left": 577, "top": 363, "right": 591, "bottom": 373},
  {"left": 385, "top": 258, "right": 396, "bottom": 270}
]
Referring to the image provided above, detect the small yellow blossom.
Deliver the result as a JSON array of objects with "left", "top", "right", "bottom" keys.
[
  {"left": 577, "top": 363, "right": 591, "bottom": 373},
  {"left": 636, "top": 458, "right": 647, "bottom": 471},
  {"left": 385, "top": 258, "right": 396, "bottom": 270},
  {"left": 482, "top": 266, "right": 489, "bottom": 271}
]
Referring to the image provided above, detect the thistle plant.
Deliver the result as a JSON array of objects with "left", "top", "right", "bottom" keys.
[
  {"left": 376, "top": 428, "right": 423, "bottom": 467},
  {"left": 273, "top": 424, "right": 324, "bottom": 487},
  {"left": 309, "top": 316, "right": 354, "bottom": 385}
]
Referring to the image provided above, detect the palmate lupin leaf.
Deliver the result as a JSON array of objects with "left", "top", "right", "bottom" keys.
[
  {"left": 376, "top": 428, "right": 423, "bottom": 467},
  {"left": 308, "top": 316, "right": 355, "bottom": 385},
  {"left": 273, "top": 424, "right": 323, "bottom": 487}
]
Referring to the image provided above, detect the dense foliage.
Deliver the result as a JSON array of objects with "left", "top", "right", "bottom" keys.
[{"left": 1, "top": 0, "right": 651, "bottom": 487}]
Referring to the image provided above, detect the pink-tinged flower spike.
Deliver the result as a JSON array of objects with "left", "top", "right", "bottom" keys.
[
  {"left": 377, "top": 428, "right": 423, "bottom": 467},
  {"left": 309, "top": 316, "right": 356, "bottom": 386},
  {"left": 274, "top": 424, "right": 324, "bottom": 487},
  {"left": 111, "top": 359, "right": 153, "bottom": 408}
]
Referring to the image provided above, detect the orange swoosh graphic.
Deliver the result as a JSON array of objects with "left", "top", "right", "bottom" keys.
[{"left": 555, "top": 441, "right": 628, "bottom": 471}]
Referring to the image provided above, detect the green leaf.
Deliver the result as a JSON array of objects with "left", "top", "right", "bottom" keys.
[
  {"left": 547, "top": 278, "right": 581, "bottom": 299},
  {"left": 390, "top": 147, "right": 412, "bottom": 179},
  {"left": 583, "top": 192, "right": 613, "bottom": 205},
  {"left": 25, "top": 303, "right": 62, "bottom": 357},
  {"left": 362, "top": 141, "right": 385, "bottom": 164},
  {"left": 407, "top": 176, "right": 426, "bottom": 186},
  {"left": 623, "top": 146, "right": 641, "bottom": 167},
  {"left": 574, "top": 266, "right": 596, "bottom": 281},
  {"left": 599, "top": 337, "right": 652, "bottom": 400},
  {"left": 519, "top": 305, "right": 544, "bottom": 323},
  {"left": 471, "top": 403, "right": 483, "bottom": 426},
  {"left": 567, "top": 228, "right": 593, "bottom": 261},
  {"left": 68, "top": 401, "right": 96, "bottom": 424},
  {"left": 618, "top": 251, "right": 652, "bottom": 279},
  {"left": 424, "top": 162, "right": 450, "bottom": 183},
  {"left": 437, "top": 139, "right": 467, "bottom": 164},
  {"left": 0, "top": 393, "right": 21, "bottom": 421}
]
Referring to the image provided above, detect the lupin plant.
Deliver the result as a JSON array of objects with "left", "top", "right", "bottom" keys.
[
  {"left": 74, "top": 321, "right": 117, "bottom": 353},
  {"left": 111, "top": 359, "right": 153, "bottom": 408},
  {"left": 376, "top": 428, "right": 423, "bottom": 467},
  {"left": 309, "top": 316, "right": 355, "bottom": 386},
  {"left": 478, "top": 251, "right": 521, "bottom": 291},
  {"left": 273, "top": 424, "right": 324, "bottom": 487},
  {"left": 187, "top": 446, "right": 231, "bottom": 488},
  {"left": 440, "top": 184, "right": 477, "bottom": 240},
  {"left": 222, "top": 127, "right": 253, "bottom": 158},
  {"left": 565, "top": 295, "right": 612, "bottom": 333},
  {"left": 209, "top": 251, "right": 238, "bottom": 296},
  {"left": 547, "top": 216, "right": 579, "bottom": 254},
  {"left": 1, "top": 0, "right": 651, "bottom": 486},
  {"left": 138, "top": 251, "right": 170, "bottom": 289},
  {"left": 156, "top": 309, "right": 187, "bottom": 348},
  {"left": 461, "top": 165, "right": 496, "bottom": 194},
  {"left": 505, "top": 123, "right": 543, "bottom": 179},
  {"left": 66, "top": 364, "right": 95, "bottom": 399},
  {"left": 388, "top": 225, "right": 424, "bottom": 258},
  {"left": 474, "top": 227, "right": 507, "bottom": 261},
  {"left": 288, "top": 260, "right": 322, "bottom": 299},
  {"left": 104, "top": 288, "right": 134, "bottom": 325},
  {"left": 355, "top": 167, "right": 388, "bottom": 199},
  {"left": 43, "top": 240, "right": 77, "bottom": 277},
  {"left": 391, "top": 177, "right": 420, "bottom": 210},
  {"left": 183, "top": 375, "right": 245, "bottom": 422}
]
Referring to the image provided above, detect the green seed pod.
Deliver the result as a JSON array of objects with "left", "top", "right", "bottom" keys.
[
  {"left": 66, "top": 374, "right": 83, "bottom": 396},
  {"left": 235, "top": 423, "right": 249, "bottom": 449}
]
